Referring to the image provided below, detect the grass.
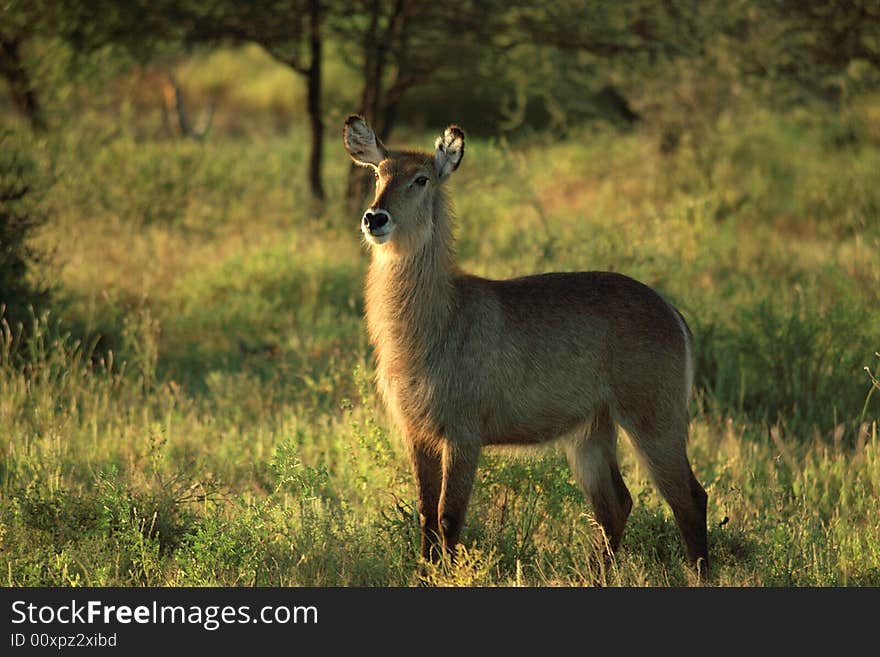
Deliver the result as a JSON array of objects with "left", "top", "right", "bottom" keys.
[{"left": 1, "top": 51, "right": 879, "bottom": 587}]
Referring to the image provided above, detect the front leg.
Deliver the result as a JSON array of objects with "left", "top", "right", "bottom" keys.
[
  {"left": 438, "top": 437, "right": 481, "bottom": 556},
  {"left": 408, "top": 439, "right": 443, "bottom": 562}
]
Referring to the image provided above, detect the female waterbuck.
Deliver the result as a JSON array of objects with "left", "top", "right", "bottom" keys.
[{"left": 343, "top": 115, "right": 709, "bottom": 572}]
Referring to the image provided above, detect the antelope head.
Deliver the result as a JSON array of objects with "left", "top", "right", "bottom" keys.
[{"left": 343, "top": 114, "right": 465, "bottom": 256}]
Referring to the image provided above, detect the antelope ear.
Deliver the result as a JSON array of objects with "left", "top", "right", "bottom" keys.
[
  {"left": 434, "top": 125, "right": 465, "bottom": 180},
  {"left": 343, "top": 114, "right": 388, "bottom": 167}
]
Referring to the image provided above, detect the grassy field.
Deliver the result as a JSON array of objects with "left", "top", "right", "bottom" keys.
[{"left": 1, "top": 50, "right": 879, "bottom": 587}]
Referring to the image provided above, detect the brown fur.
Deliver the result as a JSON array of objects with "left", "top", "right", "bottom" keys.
[{"left": 344, "top": 115, "right": 709, "bottom": 573}]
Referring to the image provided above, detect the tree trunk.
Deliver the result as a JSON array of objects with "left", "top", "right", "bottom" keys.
[
  {"left": 0, "top": 34, "right": 46, "bottom": 132},
  {"left": 359, "top": 0, "right": 385, "bottom": 126},
  {"left": 306, "top": 0, "right": 325, "bottom": 202},
  {"left": 376, "top": 0, "right": 413, "bottom": 142},
  {"left": 378, "top": 72, "right": 415, "bottom": 144},
  {"left": 160, "top": 72, "right": 214, "bottom": 140},
  {"left": 347, "top": 0, "right": 384, "bottom": 206}
]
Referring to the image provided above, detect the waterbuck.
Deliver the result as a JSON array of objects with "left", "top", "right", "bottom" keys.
[{"left": 343, "top": 115, "right": 709, "bottom": 573}]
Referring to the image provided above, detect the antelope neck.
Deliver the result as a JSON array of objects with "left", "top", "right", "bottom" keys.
[{"left": 366, "top": 200, "right": 456, "bottom": 356}]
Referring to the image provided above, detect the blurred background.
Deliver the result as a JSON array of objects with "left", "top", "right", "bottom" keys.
[
  {"left": 5, "top": 1, "right": 880, "bottom": 200},
  {"left": 1, "top": 1, "right": 879, "bottom": 586}
]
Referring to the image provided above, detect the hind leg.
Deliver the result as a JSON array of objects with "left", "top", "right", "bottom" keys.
[
  {"left": 623, "top": 412, "right": 709, "bottom": 571},
  {"left": 565, "top": 406, "right": 633, "bottom": 554}
]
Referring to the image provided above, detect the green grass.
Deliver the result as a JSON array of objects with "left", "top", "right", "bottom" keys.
[{"left": 1, "top": 53, "right": 879, "bottom": 586}]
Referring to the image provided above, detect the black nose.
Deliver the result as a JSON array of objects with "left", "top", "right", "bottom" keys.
[{"left": 362, "top": 210, "right": 389, "bottom": 232}]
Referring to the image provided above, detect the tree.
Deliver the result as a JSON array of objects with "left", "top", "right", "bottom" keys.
[
  {"left": 173, "top": 1, "right": 328, "bottom": 201},
  {"left": 0, "top": 132, "right": 49, "bottom": 329},
  {"left": 767, "top": 0, "right": 880, "bottom": 101},
  {"left": 3, "top": 1, "right": 329, "bottom": 202},
  {"left": 331, "top": 0, "right": 513, "bottom": 202},
  {"left": 0, "top": 0, "right": 72, "bottom": 131},
  {"left": 0, "top": 32, "right": 46, "bottom": 131}
]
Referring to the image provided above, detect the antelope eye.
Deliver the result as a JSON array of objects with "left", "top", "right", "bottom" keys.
[
  {"left": 373, "top": 170, "right": 380, "bottom": 180},
  {"left": 414, "top": 176, "right": 429, "bottom": 187}
]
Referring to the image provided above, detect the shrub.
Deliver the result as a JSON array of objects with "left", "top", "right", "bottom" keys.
[
  {"left": 0, "top": 130, "right": 49, "bottom": 329},
  {"left": 694, "top": 296, "right": 876, "bottom": 436}
]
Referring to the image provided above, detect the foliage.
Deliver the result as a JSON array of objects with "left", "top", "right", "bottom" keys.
[{"left": 0, "top": 131, "right": 50, "bottom": 329}]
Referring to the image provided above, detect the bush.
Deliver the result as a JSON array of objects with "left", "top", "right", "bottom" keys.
[
  {"left": 0, "top": 130, "right": 49, "bottom": 329},
  {"left": 693, "top": 296, "right": 876, "bottom": 436}
]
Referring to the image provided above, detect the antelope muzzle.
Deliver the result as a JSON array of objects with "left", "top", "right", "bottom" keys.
[{"left": 362, "top": 209, "right": 393, "bottom": 242}]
